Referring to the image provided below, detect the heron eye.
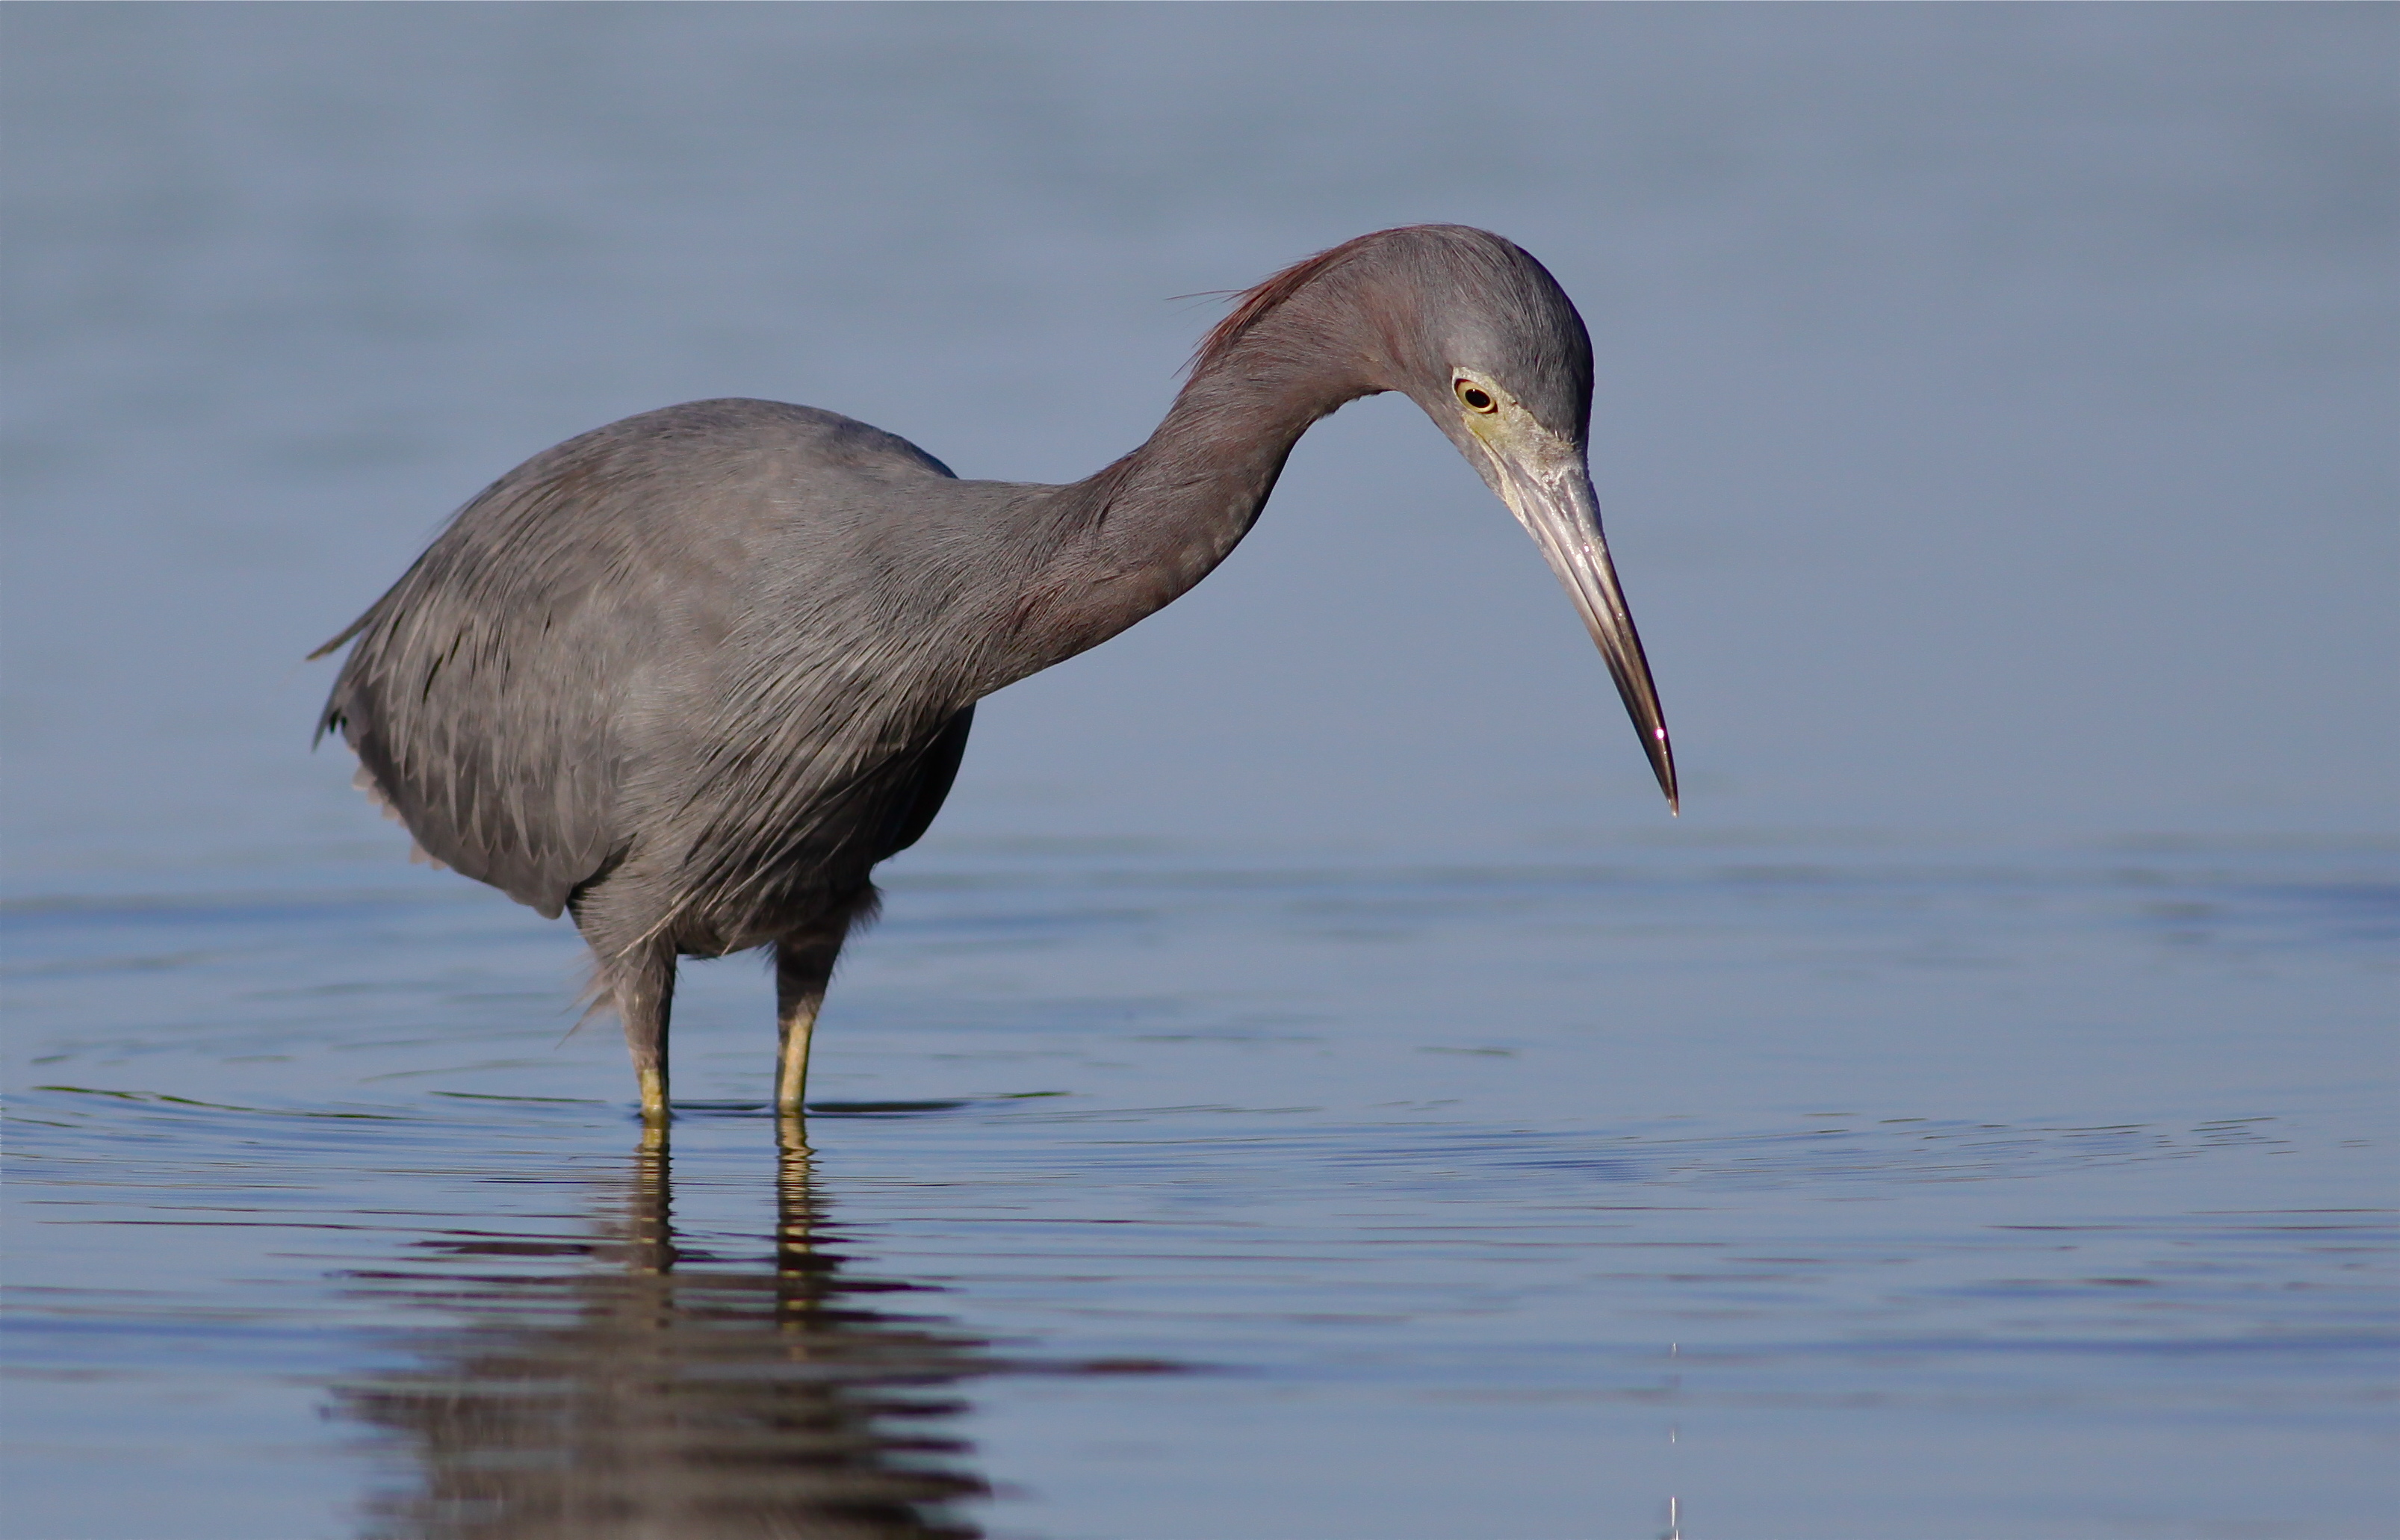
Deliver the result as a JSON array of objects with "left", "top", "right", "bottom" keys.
[{"left": 1456, "top": 381, "right": 1498, "bottom": 414}]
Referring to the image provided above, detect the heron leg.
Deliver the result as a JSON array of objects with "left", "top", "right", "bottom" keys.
[
  {"left": 774, "top": 932, "right": 843, "bottom": 1114},
  {"left": 612, "top": 943, "right": 677, "bottom": 1124}
]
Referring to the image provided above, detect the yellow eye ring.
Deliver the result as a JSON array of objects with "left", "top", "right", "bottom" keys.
[{"left": 1455, "top": 379, "right": 1498, "bottom": 414}]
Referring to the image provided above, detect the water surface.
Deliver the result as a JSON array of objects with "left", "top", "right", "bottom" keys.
[
  {"left": 4, "top": 7, "right": 2394, "bottom": 1536},
  {"left": 8, "top": 839, "right": 2393, "bottom": 1537}
]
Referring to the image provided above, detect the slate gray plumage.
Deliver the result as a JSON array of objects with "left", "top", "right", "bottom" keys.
[{"left": 315, "top": 226, "right": 1675, "bottom": 1121}]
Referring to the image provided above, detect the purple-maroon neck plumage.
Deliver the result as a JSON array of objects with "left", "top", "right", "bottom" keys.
[
  {"left": 1007, "top": 235, "right": 1392, "bottom": 670},
  {"left": 1002, "top": 226, "right": 1597, "bottom": 681}
]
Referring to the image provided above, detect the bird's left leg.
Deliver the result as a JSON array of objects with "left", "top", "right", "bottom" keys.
[
  {"left": 774, "top": 927, "right": 845, "bottom": 1114},
  {"left": 610, "top": 941, "right": 678, "bottom": 1125}
]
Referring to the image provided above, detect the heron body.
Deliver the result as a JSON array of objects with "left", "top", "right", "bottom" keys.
[{"left": 316, "top": 226, "right": 1675, "bottom": 1122}]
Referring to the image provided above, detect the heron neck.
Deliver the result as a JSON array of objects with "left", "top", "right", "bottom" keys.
[{"left": 1009, "top": 321, "right": 1375, "bottom": 676}]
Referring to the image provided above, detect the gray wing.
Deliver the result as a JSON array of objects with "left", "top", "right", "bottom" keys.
[{"left": 314, "top": 399, "right": 960, "bottom": 919}]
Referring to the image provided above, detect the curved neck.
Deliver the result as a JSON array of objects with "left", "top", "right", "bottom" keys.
[{"left": 1005, "top": 288, "right": 1382, "bottom": 676}]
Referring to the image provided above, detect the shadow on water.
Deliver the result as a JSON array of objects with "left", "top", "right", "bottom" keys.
[{"left": 331, "top": 1120, "right": 994, "bottom": 1540}]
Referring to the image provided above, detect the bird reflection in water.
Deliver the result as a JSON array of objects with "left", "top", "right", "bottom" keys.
[{"left": 335, "top": 1120, "right": 992, "bottom": 1539}]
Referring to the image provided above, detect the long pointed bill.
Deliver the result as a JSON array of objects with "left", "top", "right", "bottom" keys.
[{"left": 1489, "top": 450, "right": 1678, "bottom": 812}]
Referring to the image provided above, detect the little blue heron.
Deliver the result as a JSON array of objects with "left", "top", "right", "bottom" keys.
[{"left": 314, "top": 226, "right": 1675, "bottom": 1123}]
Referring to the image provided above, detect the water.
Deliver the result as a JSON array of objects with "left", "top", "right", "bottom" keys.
[
  {"left": 4, "top": 7, "right": 2396, "bottom": 1538},
  {"left": 8, "top": 840, "right": 2393, "bottom": 1538}
]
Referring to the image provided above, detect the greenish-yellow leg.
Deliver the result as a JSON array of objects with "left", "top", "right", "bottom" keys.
[
  {"left": 787, "top": 954, "right": 835, "bottom": 1108},
  {"left": 616, "top": 943, "right": 675, "bottom": 1125},
  {"left": 775, "top": 939, "right": 837, "bottom": 1114}
]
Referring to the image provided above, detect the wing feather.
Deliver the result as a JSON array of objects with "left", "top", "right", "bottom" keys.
[{"left": 314, "top": 399, "right": 965, "bottom": 922}]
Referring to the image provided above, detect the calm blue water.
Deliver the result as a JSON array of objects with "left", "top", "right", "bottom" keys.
[
  {"left": 8, "top": 839, "right": 2393, "bottom": 1537},
  {"left": 4, "top": 7, "right": 2395, "bottom": 1538}
]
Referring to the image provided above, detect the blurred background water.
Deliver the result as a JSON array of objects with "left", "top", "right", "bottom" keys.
[{"left": 2, "top": 6, "right": 2393, "bottom": 1538}]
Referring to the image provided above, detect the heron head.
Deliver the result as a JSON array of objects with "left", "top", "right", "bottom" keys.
[
  {"left": 1375, "top": 228, "right": 1678, "bottom": 812},
  {"left": 1191, "top": 226, "right": 1677, "bottom": 810}
]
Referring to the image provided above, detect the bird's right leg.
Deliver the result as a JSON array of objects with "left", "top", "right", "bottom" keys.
[
  {"left": 610, "top": 943, "right": 678, "bottom": 1124},
  {"left": 774, "top": 927, "right": 846, "bottom": 1114}
]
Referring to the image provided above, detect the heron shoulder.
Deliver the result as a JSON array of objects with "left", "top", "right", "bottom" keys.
[{"left": 586, "top": 398, "right": 958, "bottom": 486}]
